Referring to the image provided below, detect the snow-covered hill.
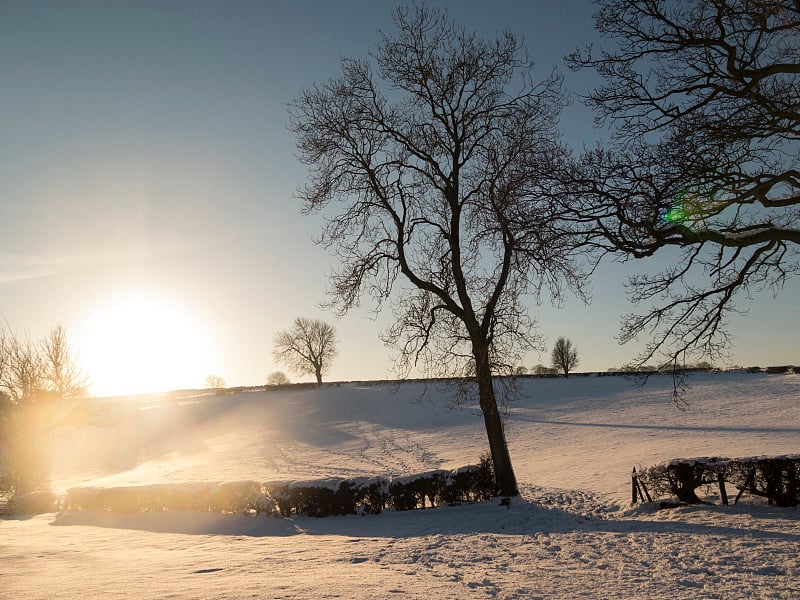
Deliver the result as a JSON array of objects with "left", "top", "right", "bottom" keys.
[
  {"left": 47, "top": 371, "right": 800, "bottom": 504},
  {"left": 3, "top": 371, "right": 799, "bottom": 598}
]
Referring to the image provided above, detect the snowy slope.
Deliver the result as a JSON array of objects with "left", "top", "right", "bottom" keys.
[
  {"left": 2, "top": 371, "right": 799, "bottom": 599},
  {"left": 46, "top": 371, "right": 800, "bottom": 504}
]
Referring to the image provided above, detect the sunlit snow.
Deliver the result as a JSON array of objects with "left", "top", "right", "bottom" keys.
[{"left": 2, "top": 371, "right": 798, "bottom": 598}]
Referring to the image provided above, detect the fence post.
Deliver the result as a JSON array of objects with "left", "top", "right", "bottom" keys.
[
  {"left": 639, "top": 475, "right": 652, "bottom": 503},
  {"left": 717, "top": 473, "right": 729, "bottom": 506},
  {"left": 632, "top": 468, "right": 639, "bottom": 504}
]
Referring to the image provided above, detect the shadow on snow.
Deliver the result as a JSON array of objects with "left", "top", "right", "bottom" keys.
[{"left": 47, "top": 499, "right": 800, "bottom": 542}]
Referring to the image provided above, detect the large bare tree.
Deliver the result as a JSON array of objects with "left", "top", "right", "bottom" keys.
[
  {"left": 290, "top": 5, "right": 586, "bottom": 496},
  {"left": 567, "top": 0, "right": 799, "bottom": 371},
  {"left": 273, "top": 317, "right": 339, "bottom": 385}
]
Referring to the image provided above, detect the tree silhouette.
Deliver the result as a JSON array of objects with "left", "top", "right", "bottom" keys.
[
  {"left": 290, "top": 5, "right": 586, "bottom": 496},
  {"left": 273, "top": 318, "right": 338, "bottom": 385},
  {"left": 41, "top": 324, "right": 89, "bottom": 399},
  {"left": 205, "top": 375, "right": 226, "bottom": 389},
  {"left": 551, "top": 337, "right": 579, "bottom": 378},
  {"left": 266, "top": 371, "right": 291, "bottom": 386},
  {"left": 1, "top": 323, "right": 89, "bottom": 497},
  {"left": 0, "top": 323, "right": 88, "bottom": 403},
  {"left": 0, "top": 330, "right": 44, "bottom": 403}
]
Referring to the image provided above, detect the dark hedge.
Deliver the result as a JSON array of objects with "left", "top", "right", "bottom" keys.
[
  {"left": 61, "top": 461, "right": 498, "bottom": 517},
  {"left": 637, "top": 455, "right": 800, "bottom": 507}
]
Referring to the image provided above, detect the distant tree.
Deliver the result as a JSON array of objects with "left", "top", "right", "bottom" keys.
[
  {"left": 567, "top": 0, "right": 800, "bottom": 372},
  {"left": 290, "top": 5, "right": 585, "bottom": 496},
  {"left": 266, "top": 371, "right": 291, "bottom": 386},
  {"left": 532, "top": 364, "right": 558, "bottom": 376},
  {"left": 551, "top": 337, "right": 579, "bottom": 377},
  {"left": 513, "top": 366, "right": 528, "bottom": 376},
  {"left": 205, "top": 375, "right": 226, "bottom": 389},
  {"left": 273, "top": 317, "right": 338, "bottom": 385}
]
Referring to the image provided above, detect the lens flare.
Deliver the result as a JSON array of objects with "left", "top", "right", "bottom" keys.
[
  {"left": 661, "top": 205, "right": 687, "bottom": 225},
  {"left": 660, "top": 189, "right": 705, "bottom": 229}
]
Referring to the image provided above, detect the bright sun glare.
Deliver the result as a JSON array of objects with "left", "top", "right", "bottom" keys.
[{"left": 77, "top": 291, "right": 215, "bottom": 397}]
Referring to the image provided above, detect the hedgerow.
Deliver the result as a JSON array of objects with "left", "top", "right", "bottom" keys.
[
  {"left": 58, "top": 461, "right": 498, "bottom": 518},
  {"left": 637, "top": 455, "right": 800, "bottom": 507}
]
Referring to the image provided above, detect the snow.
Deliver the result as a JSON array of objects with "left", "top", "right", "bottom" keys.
[{"left": 2, "top": 371, "right": 799, "bottom": 598}]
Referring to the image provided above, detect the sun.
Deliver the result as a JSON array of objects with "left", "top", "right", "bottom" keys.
[{"left": 76, "top": 291, "right": 216, "bottom": 397}]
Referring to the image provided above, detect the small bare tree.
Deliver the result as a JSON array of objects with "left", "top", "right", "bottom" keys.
[
  {"left": 566, "top": 0, "right": 799, "bottom": 373},
  {"left": 0, "top": 329, "right": 44, "bottom": 403},
  {"left": 1, "top": 323, "right": 89, "bottom": 497},
  {"left": 41, "top": 324, "right": 89, "bottom": 399},
  {"left": 551, "top": 337, "right": 579, "bottom": 377},
  {"left": 273, "top": 317, "right": 338, "bottom": 385},
  {"left": 0, "top": 323, "right": 88, "bottom": 403},
  {"left": 205, "top": 375, "right": 226, "bottom": 389},
  {"left": 290, "top": 5, "right": 586, "bottom": 495},
  {"left": 532, "top": 364, "right": 558, "bottom": 376},
  {"left": 266, "top": 371, "right": 291, "bottom": 386}
]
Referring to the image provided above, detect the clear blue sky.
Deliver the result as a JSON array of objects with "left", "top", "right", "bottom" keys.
[{"left": 1, "top": 0, "right": 797, "bottom": 395}]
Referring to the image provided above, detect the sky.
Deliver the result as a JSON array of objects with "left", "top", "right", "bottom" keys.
[{"left": 1, "top": 0, "right": 797, "bottom": 396}]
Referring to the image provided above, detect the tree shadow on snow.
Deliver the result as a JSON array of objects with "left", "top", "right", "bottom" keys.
[
  {"left": 50, "top": 510, "right": 299, "bottom": 537},
  {"left": 515, "top": 416, "right": 800, "bottom": 435},
  {"left": 49, "top": 499, "right": 800, "bottom": 542}
]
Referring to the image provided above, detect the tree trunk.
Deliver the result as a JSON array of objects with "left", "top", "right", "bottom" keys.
[
  {"left": 315, "top": 367, "right": 322, "bottom": 385},
  {"left": 473, "top": 342, "right": 519, "bottom": 497}
]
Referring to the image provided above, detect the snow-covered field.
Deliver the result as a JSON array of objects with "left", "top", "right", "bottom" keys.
[{"left": 2, "top": 371, "right": 799, "bottom": 598}]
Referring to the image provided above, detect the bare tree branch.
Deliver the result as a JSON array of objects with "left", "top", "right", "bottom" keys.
[{"left": 566, "top": 0, "right": 799, "bottom": 379}]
